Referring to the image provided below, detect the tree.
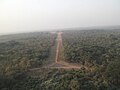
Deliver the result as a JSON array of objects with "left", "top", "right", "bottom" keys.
[{"left": 105, "top": 59, "right": 120, "bottom": 86}]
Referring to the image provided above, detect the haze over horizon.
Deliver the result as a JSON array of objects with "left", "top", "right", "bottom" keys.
[{"left": 0, "top": 0, "right": 120, "bottom": 34}]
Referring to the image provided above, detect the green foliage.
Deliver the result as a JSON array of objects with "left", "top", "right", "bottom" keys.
[
  {"left": 62, "top": 30, "right": 120, "bottom": 89},
  {"left": 105, "top": 59, "right": 120, "bottom": 86},
  {"left": 0, "top": 32, "right": 56, "bottom": 75},
  {"left": 63, "top": 30, "right": 120, "bottom": 66},
  {"left": 0, "top": 69, "right": 96, "bottom": 90},
  {"left": 0, "top": 30, "right": 120, "bottom": 90}
]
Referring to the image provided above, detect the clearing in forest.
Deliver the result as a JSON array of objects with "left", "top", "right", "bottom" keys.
[{"left": 44, "top": 32, "right": 82, "bottom": 69}]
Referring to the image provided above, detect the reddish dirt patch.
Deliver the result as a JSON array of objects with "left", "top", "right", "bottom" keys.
[{"left": 48, "top": 32, "right": 81, "bottom": 69}]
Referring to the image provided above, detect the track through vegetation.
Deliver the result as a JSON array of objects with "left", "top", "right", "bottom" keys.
[
  {"left": 45, "top": 32, "right": 82, "bottom": 69},
  {"left": 0, "top": 30, "right": 120, "bottom": 90}
]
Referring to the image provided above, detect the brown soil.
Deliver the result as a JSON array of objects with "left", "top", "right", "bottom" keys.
[
  {"left": 30, "top": 32, "right": 89, "bottom": 71},
  {"left": 45, "top": 32, "right": 82, "bottom": 70}
]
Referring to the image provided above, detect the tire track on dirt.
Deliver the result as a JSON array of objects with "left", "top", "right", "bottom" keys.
[
  {"left": 48, "top": 32, "right": 82, "bottom": 69},
  {"left": 31, "top": 32, "right": 83, "bottom": 70}
]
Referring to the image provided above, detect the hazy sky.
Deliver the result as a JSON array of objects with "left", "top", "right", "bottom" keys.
[{"left": 0, "top": 0, "right": 120, "bottom": 34}]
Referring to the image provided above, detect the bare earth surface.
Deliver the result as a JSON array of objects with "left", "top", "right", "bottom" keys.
[
  {"left": 30, "top": 32, "right": 85, "bottom": 70},
  {"left": 44, "top": 32, "right": 82, "bottom": 69}
]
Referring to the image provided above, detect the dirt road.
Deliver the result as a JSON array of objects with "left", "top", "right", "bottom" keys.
[
  {"left": 55, "top": 32, "right": 62, "bottom": 63},
  {"left": 46, "top": 32, "right": 82, "bottom": 69},
  {"left": 30, "top": 32, "right": 88, "bottom": 71}
]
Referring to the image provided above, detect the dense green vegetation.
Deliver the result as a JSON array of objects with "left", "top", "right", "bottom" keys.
[
  {"left": 62, "top": 30, "right": 120, "bottom": 89},
  {"left": 0, "top": 30, "right": 120, "bottom": 90},
  {"left": 0, "top": 32, "right": 56, "bottom": 75},
  {"left": 0, "top": 69, "right": 97, "bottom": 90}
]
